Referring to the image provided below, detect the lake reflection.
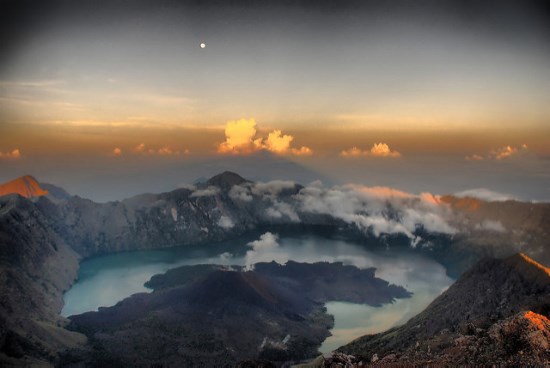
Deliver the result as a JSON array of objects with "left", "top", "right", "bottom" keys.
[{"left": 62, "top": 233, "right": 453, "bottom": 352}]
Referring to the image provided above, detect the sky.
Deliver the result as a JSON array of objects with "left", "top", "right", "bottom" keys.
[{"left": 0, "top": 0, "right": 549, "bottom": 201}]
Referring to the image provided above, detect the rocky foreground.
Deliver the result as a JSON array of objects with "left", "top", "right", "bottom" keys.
[{"left": 294, "top": 253, "right": 550, "bottom": 367}]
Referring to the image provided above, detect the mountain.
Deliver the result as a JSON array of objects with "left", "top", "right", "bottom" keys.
[
  {"left": 0, "top": 195, "right": 84, "bottom": 367},
  {"left": 439, "top": 195, "right": 550, "bottom": 270},
  {"left": 0, "top": 171, "right": 549, "bottom": 366},
  {"left": 0, "top": 175, "right": 49, "bottom": 198},
  {"left": 64, "top": 261, "right": 410, "bottom": 367},
  {"left": 206, "top": 171, "right": 249, "bottom": 189},
  {"left": 40, "top": 182, "right": 72, "bottom": 201},
  {"left": 337, "top": 253, "right": 550, "bottom": 366}
]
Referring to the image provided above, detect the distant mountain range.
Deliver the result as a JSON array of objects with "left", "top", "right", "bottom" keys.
[{"left": 0, "top": 171, "right": 548, "bottom": 366}]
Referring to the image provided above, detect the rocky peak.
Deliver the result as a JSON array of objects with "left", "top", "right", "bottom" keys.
[
  {"left": 206, "top": 171, "right": 249, "bottom": 189},
  {"left": 0, "top": 175, "right": 49, "bottom": 198}
]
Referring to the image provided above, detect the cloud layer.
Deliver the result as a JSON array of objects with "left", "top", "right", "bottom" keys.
[
  {"left": 135, "top": 143, "right": 185, "bottom": 156},
  {"left": 340, "top": 143, "right": 401, "bottom": 158},
  {"left": 228, "top": 180, "right": 456, "bottom": 247},
  {"left": 217, "top": 118, "right": 312, "bottom": 156},
  {"left": 453, "top": 188, "right": 517, "bottom": 202}
]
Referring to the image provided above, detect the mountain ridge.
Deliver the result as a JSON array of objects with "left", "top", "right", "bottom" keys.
[
  {"left": 337, "top": 252, "right": 550, "bottom": 365},
  {"left": 0, "top": 175, "right": 49, "bottom": 198}
]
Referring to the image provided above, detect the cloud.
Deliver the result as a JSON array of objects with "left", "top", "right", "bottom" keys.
[
  {"left": 474, "top": 220, "right": 506, "bottom": 233},
  {"left": 248, "top": 232, "right": 280, "bottom": 251},
  {"left": 340, "top": 143, "right": 401, "bottom": 158},
  {"left": 113, "top": 147, "right": 122, "bottom": 156},
  {"left": 291, "top": 146, "right": 313, "bottom": 156},
  {"left": 265, "top": 201, "right": 300, "bottom": 222},
  {"left": 217, "top": 118, "right": 259, "bottom": 154},
  {"left": 453, "top": 188, "right": 517, "bottom": 202},
  {"left": 217, "top": 215, "right": 234, "bottom": 229},
  {"left": 466, "top": 144, "right": 529, "bottom": 161},
  {"left": 178, "top": 183, "right": 197, "bottom": 191},
  {"left": 217, "top": 118, "right": 312, "bottom": 156},
  {"left": 245, "top": 232, "right": 287, "bottom": 269},
  {"left": 251, "top": 180, "right": 297, "bottom": 197},
  {"left": 190, "top": 186, "right": 220, "bottom": 198},
  {"left": 0, "top": 149, "right": 21, "bottom": 159},
  {"left": 465, "top": 154, "right": 484, "bottom": 161},
  {"left": 264, "top": 129, "right": 294, "bottom": 153},
  {"left": 229, "top": 185, "right": 254, "bottom": 202},
  {"left": 295, "top": 183, "right": 456, "bottom": 244},
  {"left": 492, "top": 144, "right": 527, "bottom": 160},
  {"left": 133, "top": 143, "right": 186, "bottom": 156}
]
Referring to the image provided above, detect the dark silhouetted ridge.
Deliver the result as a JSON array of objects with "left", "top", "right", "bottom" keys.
[{"left": 206, "top": 171, "right": 248, "bottom": 189}]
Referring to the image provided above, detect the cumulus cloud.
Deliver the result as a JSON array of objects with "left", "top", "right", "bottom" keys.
[
  {"left": 113, "top": 147, "right": 122, "bottom": 156},
  {"left": 340, "top": 143, "right": 401, "bottom": 158},
  {"left": 217, "top": 118, "right": 312, "bottom": 156},
  {"left": 190, "top": 186, "right": 220, "bottom": 198},
  {"left": 466, "top": 144, "right": 529, "bottom": 161},
  {"left": 453, "top": 188, "right": 517, "bottom": 202},
  {"left": 134, "top": 143, "right": 187, "bottom": 156},
  {"left": 217, "top": 215, "right": 234, "bottom": 229},
  {"left": 0, "top": 149, "right": 21, "bottom": 159},
  {"left": 217, "top": 118, "right": 259, "bottom": 154},
  {"left": 264, "top": 129, "right": 293, "bottom": 153}
]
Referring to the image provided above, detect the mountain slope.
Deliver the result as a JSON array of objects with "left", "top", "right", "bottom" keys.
[
  {"left": 439, "top": 195, "right": 550, "bottom": 269},
  {"left": 339, "top": 253, "right": 550, "bottom": 365},
  {"left": 0, "top": 195, "right": 84, "bottom": 366},
  {"left": 0, "top": 175, "right": 48, "bottom": 198}
]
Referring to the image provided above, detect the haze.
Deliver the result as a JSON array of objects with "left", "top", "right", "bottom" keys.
[{"left": 1, "top": 0, "right": 549, "bottom": 201}]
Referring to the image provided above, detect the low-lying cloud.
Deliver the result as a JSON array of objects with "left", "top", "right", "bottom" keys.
[
  {"left": 453, "top": 188, "right": 517, "bottom": 202},
  {"left": 217, "top": 215, "right": 234, "bottom": 229},
  {"left": 228, "top": 180, "right": 456, "bottom": 247},
  {"left": 340, "top": 143, "right": 401, "bottom": 158},
  {"left": 190, "top": 186, "right": 220, "bottom": 198},
  {"left": 295, "top": 184, "right": 455, "bottom": 243},
  {"left": 474, "top": 219, "right": 506, "bottom": 233},
  {"left": 217, "top": 118, "right": 312, "bottom": 156}
]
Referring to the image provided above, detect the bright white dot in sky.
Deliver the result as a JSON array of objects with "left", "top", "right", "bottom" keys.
[{"left": 200, "top": 42, "right": 206, "bottom": 49}]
